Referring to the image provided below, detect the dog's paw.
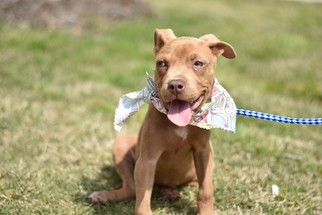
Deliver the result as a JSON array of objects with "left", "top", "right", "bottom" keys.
[
  {"left": 88, "top": 191, "right": 109, "bottom": 204},
  {"left": 167, "top": 191, "right": 181, "bottom": 202},
  {"left": 159, "top": 187, "right": 181, "bottom": 202}
]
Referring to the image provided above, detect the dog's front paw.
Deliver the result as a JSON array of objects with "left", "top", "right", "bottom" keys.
[{"left": 88, "top": 191, "right": 109, "bottom": 204}]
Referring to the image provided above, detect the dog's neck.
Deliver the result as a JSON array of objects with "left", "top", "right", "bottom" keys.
[{"left": 145, "top": 104, "right": 210, "bottom": 142}]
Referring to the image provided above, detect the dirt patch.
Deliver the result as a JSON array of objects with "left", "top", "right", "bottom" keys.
[{"left": 0, "top": 0, "right": 157, "bottom": 31}]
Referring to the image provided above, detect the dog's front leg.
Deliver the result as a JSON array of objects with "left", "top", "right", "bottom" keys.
[
  {"left": 134, "top": 150, "right": 162, "bottom": 215},
  {"left": 193, "top": 141, "right": 214, "bottom": 215}
]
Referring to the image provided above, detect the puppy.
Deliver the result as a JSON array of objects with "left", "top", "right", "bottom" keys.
[{"left": 89, "top": 29, "right": 236, "bottom": 215}]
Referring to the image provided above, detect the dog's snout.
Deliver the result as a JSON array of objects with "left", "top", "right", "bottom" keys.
[{"left": 168, "top": 80, "right": 185, "bottom": 95}]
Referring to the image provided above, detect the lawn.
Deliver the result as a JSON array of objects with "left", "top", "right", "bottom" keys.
[{"left": 0, "top": 0, "right": 321, "bottom": 214}]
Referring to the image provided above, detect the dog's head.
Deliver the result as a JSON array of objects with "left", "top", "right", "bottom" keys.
[{"left": 153, "top": 28, "right": 236, "bottom": 127}]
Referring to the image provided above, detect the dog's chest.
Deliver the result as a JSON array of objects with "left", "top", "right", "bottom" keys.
[{"left": 174, "top": 127, "right": 188, "bottom": 140}]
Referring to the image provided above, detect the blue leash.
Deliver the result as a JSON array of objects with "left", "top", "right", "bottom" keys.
[{"left": 236, "top": 109, "right": 322, "bottom": 125}]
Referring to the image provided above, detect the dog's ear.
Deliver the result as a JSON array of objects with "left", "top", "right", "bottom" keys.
[
  {"left": 200, "top": 34, "right": 236, "bottom": 59},
  {"left": 154, "top": 29, "right": 176, "bottom": 54}
]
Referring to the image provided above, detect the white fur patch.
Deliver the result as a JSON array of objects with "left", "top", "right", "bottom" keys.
[
  {"left": 174, "top": 127, "right": 188, "bottom": 140},
  {"left": 147, "top": 159, "right": 158, "bottom": 166}
]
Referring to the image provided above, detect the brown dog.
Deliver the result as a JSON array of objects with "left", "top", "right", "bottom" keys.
[{"left": 89, "top": 29, "right": 236, "bottom": 215}]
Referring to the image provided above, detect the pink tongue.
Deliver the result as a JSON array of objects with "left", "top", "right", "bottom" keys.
[{"left": 167, "top": 100, "right": 192, "bottom": 127}]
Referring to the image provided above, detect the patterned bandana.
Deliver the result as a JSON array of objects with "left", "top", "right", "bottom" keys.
[{"left": 114, "top": 73, "right": 236, "bottom": 132}]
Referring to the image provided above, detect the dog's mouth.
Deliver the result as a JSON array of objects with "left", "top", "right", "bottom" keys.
[{"left": 166, "top": 94, "right": 205, "bottom": 127}]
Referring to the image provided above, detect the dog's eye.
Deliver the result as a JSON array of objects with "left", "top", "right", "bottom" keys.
[
  {"left": 193, "top": 60, "right": 204, "bottom": 68},
  {"left": 156, "top": 60, "right": 167, "bottom": 68}
]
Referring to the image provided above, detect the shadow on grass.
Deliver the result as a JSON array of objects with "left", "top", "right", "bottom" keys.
[{"left": 74, "top": 164, "right": 197, "bottom": 214}]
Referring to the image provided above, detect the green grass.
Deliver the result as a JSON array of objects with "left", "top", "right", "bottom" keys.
[{"left": 1, "top": 0, "right": 321, "bottom": 214}]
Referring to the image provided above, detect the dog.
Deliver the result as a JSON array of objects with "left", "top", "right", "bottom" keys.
[{"left": 89, "top": 29, "right": 236, "bottom": 215}]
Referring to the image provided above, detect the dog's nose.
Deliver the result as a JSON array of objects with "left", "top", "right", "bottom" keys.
[{"left": 168, "top": 80, "right": 185, "bottom": 95}]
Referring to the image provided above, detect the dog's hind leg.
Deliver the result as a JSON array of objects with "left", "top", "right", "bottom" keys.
[{"left": 89, "top": 135, "right": 137, "bottom": 204}]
